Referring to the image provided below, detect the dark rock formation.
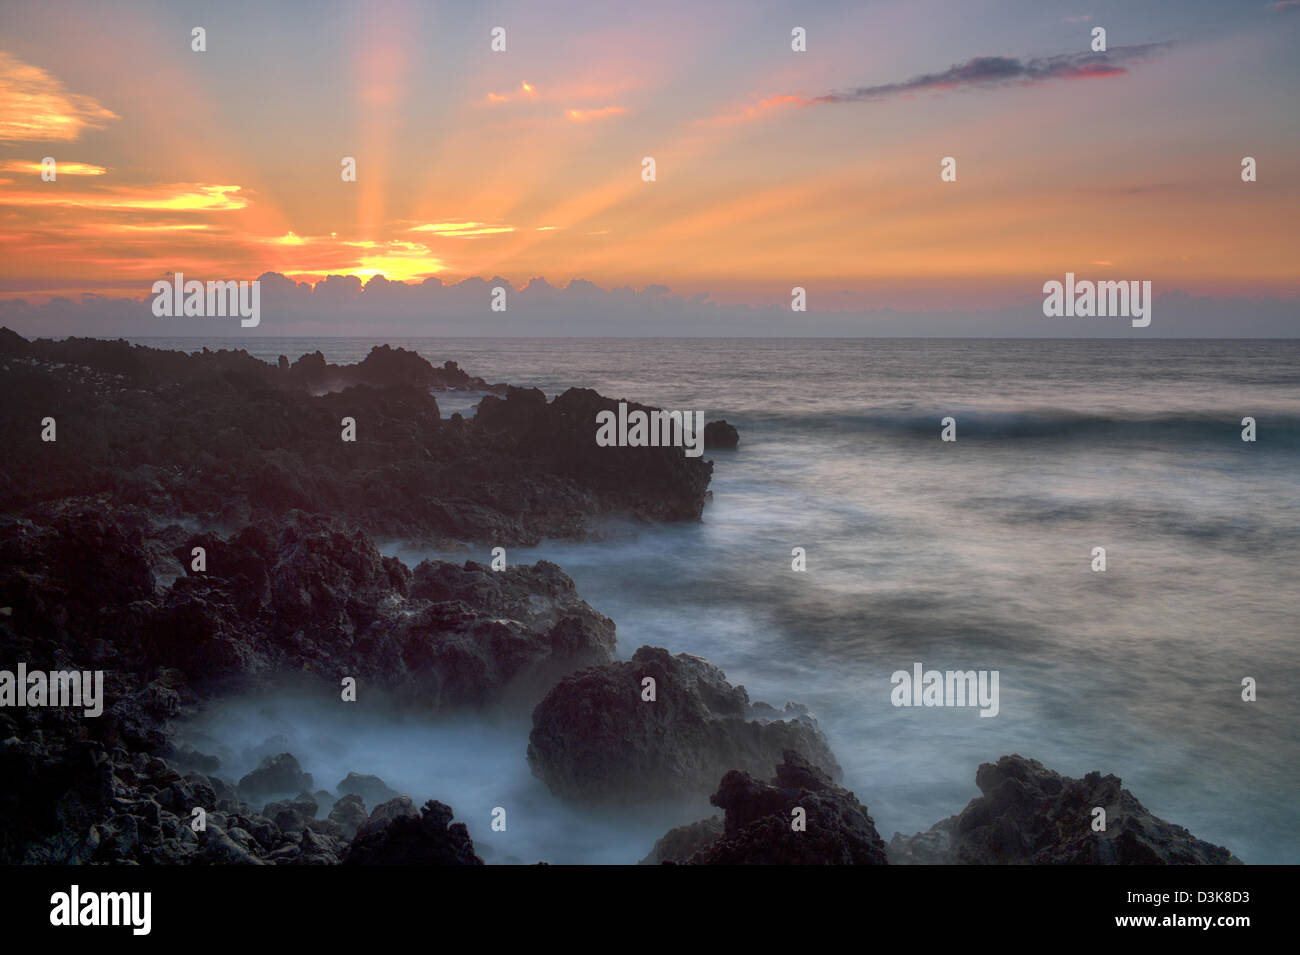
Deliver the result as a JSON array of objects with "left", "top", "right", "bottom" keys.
[
  {"left": 474, "top": 386, "right": 714, "bottom": 527},
  {"left": 639, "top": 816, "right": 724, "bottom": 865},
  {"left": 336, "top": 773, "right": 399, "bottom": 807},
  {"left": 704, "top": 419, "right": 740, "bottom": 449},
  {"left": 0, "top": 331, "right": 714, "bottom": 544},
  {"left": 886, "top": 815, "right": 956, "bottom": 864},
  {"left": 262, "top": 792, "right": 319, "bottom": 832},
  {"left": 342, "top": 798, "right": 483, "bottom": 865},
  {"left": 170, "top": 746, "right": 221, "bottom": 774},
  {"left": 238, "top": 754, "right": 314, "bottom": 799},
  {"left": 287, "top": 345, "right": 506, "bottom": 394},
  {"left": 0, "top": 331, "right": 733, "bottom": 866},
  {"left": 527, "top": 646, "right": 841, "bottom": 805},
  {"left": 651, "top": 751, "right": 888, "bottom": 865},
  {"left": 0, "top": 333, "right": 503, "bottom": 396},
  {"left": 887, "top": 754, "right": 1242, "bottom": 865},
  {"left": 0, "top": 501, "right": 614, "bottom": 864},
  {"left": 328, "top": 794, "right": 368, "bottom": 840},
  {"left": 0, "top": 724, "right": 479, "bottom": 866},
  {"left": 4, "top": 504, "right": 617, "bottom": 705}
]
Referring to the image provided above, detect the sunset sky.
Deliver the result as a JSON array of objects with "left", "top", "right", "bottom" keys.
[{"left": 0, "top": 0, "right": 1297, "bottom": 334}]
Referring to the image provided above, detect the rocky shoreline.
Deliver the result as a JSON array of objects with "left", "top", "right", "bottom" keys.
[
  {"left": 0, "top": 331, "right": 1242, "bottom": 865},
  {"left": 0, "top": 330, "right": 714, "bottom": 544}
]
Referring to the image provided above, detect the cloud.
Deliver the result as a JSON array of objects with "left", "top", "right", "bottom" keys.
[
  {"left": 0, "top": 182, "right": 248, "bottom": 211},
  {"left": 284, "top": 241, "right": 447, "bottom": 282},
  {"left": 1275, "top": 1, "right": 1300, "bottom": 12},
  {"left": 691, "top": 95, "right": 803, "bottom": 127},
  {"left": 0, "top": 160, "right": 107, "bottom": 176},
  {"left": 486, "top": 80, "right": 539, "bottom": 104},
  {"left": 410, "top": 221, "right": 516, "bottom": 237},
  {"left": 1, "top": 277, "right": 1295, "bottom": 340},
  {"left": 564, "top": 106, "right": 626, "bottom": 122},
  {"left": 95, "top": 222, "right": 215, "bottom": 233},
  {"left": 0, "top": 50, "right": 119, "bottom": 142},
  {"left": 693, "top": 46, "right": 1165, "bottom": 126},
  {"left": 806, "top": 44, "right": 1168, "bottom": 105}
]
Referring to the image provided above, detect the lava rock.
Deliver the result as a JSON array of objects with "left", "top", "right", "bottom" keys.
[
  {"left": 343, "top": 798, "right": 483, "bottom": 866},
  {"left": 336, "top": 773, "right": 399, "bottom": 807},
  {"left": 527, "top": 645, "right": 841, "bottom": 805},
  {"left": 703, "top": 420, "right": 740, "bottom": 450},
  {"left": 149, "top": 513, "right": 616, "bottom": 707},
  {"left": 327, "top": 794, "right": 368, "bottom": 840},
  {"left": 639, "top": 816, "right": 724, "bottom": 865},
  {"left": 237, "top": 754, "right": 313, "bottom": 800},
  {"left": 887, "top": 754, "right": 1242, "bottom": 865},
  {"left": 262, "top": 792, "right": 319, "bottom": 832},
  {"left": 0, "top": 332, "right": 714, "bottom": 544},
  {"left": 689, "top": 751, "right": 888, "bottom": 865}
]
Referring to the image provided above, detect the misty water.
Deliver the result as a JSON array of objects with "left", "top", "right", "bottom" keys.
[{"left": 163, "top": 338, "right": 1300, "bottom": 864}]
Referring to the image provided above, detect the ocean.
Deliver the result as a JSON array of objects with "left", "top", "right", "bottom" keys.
[{"left": 153, "top": 338, "right": 1300, "bottom": 864}]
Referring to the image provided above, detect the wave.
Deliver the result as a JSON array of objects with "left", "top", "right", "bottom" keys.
[{"left": 746, "top": 408, "right": 1300, "bottom": 447}]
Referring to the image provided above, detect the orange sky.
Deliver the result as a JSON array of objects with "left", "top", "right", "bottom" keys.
[{"left": 1, "top": 0, "right": 1297, "bottom": 309}]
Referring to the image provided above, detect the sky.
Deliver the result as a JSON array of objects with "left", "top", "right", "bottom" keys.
[{"left": 0, "top": 0, "right": 1297, "bottom": 336}]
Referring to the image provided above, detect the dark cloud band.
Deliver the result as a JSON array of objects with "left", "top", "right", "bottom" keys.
[{"left": 810, "top": 44, "right": 1169, "bottom": 104}]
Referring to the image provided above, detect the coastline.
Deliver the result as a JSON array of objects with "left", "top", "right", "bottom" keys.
[{"left": 0, "top": 331, "right": 1262, "bottom": 865}]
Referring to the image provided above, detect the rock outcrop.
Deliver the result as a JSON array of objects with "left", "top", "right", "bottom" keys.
[
  {"left": 0, "top": 332, "right": 715, "bottom": 544},
  {"left": 703, "top": 420, "right": 740, "bottom": 449},
  {"left": 475, "top": 386, "right": 715, "bottom": 527},
  {"left": 342, "top": 798, "right": 483, "bottom": 865},
  {"left": 1, "top": 503, "right": 615, "bottom": 707},
  {"left": 336, "top": 773, "right": 399, "bottom": 807},
  {"left": 284, "top": 345, "right": 505, "bottom": 394},
  {"left": 647, "top": 752, "right": 888, "bottom": 865},
  {"left": 639, "top": 816, "right": 724, "bottom": 865},
  {"left": 527, "top": 646, "right": 840, "bottom": 805},
  {"left": 328, "top": 794, "right": 368, "bottom": 839},
  {"left": 0, "top": 501, "right": 612, "bottom": 863},
  {"left": 238, "top": 754, "right": 314, "bottom": 799},
  {"left": 887, "top": 755, "right": 1242, "bottom": 865},
  {"left": 0, "top": 720, "right": 481, "bottom": 866},
  {"left": 0, "top": 331, "right": 751, "bottom": 866}
]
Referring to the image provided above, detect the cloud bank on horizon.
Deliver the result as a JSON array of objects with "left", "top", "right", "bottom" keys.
[
  {"left": 1, "top": 270, "right": 1295, "bottom": 339},
  {"left": 0, "top": 0, "right": 1296, "bottom": 336}
]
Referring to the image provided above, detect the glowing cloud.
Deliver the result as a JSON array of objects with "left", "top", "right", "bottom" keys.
[
  {"left": 0, "top": 183, "right": 249, "bottom": 211},
  {"left": 353, "top": 240, "right": 447, "bottom": 280},
  {"left": 692, "top": 95, "right": 803, "bottom": 127},
  {"left": 0, "top": 159, "right": 107, "bottom": 175},
  {"left": 410, "top": 221, "right": 516, "bottom": 237},
  {"left": 97, "top": 222, "right": 214, "bottom": 233},
  {"left": 0, "top": 51, "right": 120, "bottom": 142},
  {"left": 565, "top": 106, "right": 626, "bottom": 122}
]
